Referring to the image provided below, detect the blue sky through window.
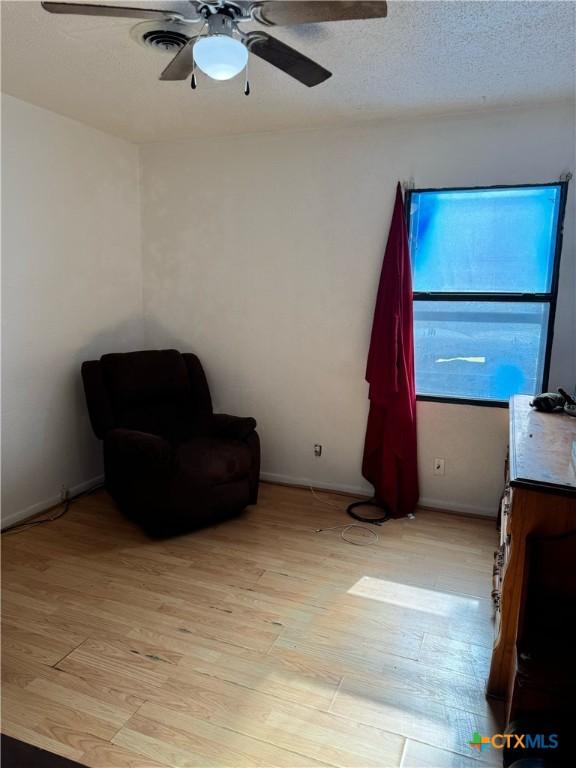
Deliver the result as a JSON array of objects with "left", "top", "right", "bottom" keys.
[
  {"left": 409, "top": 185, "right": 562, "bottom": 402},
  {"left": 410, "top": 187, "right": 560, "bottom": 294}
]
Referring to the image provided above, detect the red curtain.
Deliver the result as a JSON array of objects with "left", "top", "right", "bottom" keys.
[{"left": 362, "top": 183, "right": 419, "bottom": 518}]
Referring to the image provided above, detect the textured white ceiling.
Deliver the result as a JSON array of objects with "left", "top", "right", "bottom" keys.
[{"left": 2, "top": 0, "right": 575, "bottom": 143}]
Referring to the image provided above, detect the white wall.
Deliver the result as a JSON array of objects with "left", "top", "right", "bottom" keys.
[
  {"left": 2, "top": 98, "right": 573, "bottom": 523},
  {"left": 140, "top": 104, "right": 575, "bottom": 516},
  {"left": 1, "top": 95, "right": 144, "bottom": 526}
]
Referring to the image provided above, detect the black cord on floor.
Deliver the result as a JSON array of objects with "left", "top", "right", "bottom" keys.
[
  {"left": 2, "top": 482, "right": 104, "bottom": 535},
  {"left": 346, "top": 498, "right": 391, "bottom": 525}
]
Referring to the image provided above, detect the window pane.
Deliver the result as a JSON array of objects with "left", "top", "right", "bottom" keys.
[
  {"left": 414, "top": 301, "right": 549, "bottom": 401},
  {"left": 410, "top": 186, "right": 561, "bottom": 293}
]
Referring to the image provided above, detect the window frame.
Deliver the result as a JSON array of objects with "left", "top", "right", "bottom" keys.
[{"left": 405, "top": 181, "right": 569, "bottom": 408}]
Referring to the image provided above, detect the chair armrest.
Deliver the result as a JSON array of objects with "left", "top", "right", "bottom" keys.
[
  {"left": 105, "top": 429, "right": 173, "bottom": 469},
  {"left": 210, "top": 414, "right": 257, "bottom": 441},
  {"left": 103, "top": 429, "right": 174, "bottom": 517}
]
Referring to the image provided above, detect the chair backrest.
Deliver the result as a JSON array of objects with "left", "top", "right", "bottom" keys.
[{"left": 81, "top": 350, "right": 213, "bottom": 441}]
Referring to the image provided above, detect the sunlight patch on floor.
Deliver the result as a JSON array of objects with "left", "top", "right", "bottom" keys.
[{"left": 347, "top": 576, "right": 482, "bottom": 616}]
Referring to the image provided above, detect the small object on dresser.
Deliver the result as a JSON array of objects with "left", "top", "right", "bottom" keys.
[{"left": 529, "top": 392, "right": 565, "bottom": 412}]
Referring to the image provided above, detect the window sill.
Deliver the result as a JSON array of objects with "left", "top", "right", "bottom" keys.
[{"left": 416, "top": 394, "right": 509, "bottom": 408}]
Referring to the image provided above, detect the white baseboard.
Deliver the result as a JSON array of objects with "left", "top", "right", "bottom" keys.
[
  {"left": 1, "top": 474, "right": 104, "bottom": 531},
  {"left": 410, "top": 496, "right": 496, "bottom": 518},
  {"left": 2, "top": 473, "right": 495, "bottom": 531},
  {"left": 260, "top": 472, "right": 497, "bottom": 518},
  {"left": 260, "top": 471, "right": 372, "bottom": 497}
]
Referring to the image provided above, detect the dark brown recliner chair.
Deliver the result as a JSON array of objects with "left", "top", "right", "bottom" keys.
[{"left": 81, "top": 350, "right": 260, "bottom": 536}]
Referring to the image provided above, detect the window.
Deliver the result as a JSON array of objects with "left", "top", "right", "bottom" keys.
[{"left": 407, "top": 183, "right": 567, "bottom": 405}]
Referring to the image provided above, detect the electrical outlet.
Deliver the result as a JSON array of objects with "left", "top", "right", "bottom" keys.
[
  {"left": 433, "top": 458, "right": 445, "bottom": 476},
  {"left": 314, "top": 444, "right": 322, "bottom": 457}
]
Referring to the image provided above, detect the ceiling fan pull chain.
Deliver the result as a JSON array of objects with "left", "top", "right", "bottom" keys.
[
  {"left": 190, "top": 19, "right": 208, "bottom": 90},
  {"left": 244, "top": 56, "right": 250, "bottom": 95},
  {"left": 190, "top": 45, "right": 197, "bottom": 90}
]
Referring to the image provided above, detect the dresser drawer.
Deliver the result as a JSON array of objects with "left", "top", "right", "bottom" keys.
[{"left": 493, "top": 486, "right": 513, "bottom": 610}]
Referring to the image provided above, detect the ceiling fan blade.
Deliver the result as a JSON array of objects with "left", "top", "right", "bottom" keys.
[
  {"left": 41, "top": 2, "right": 184, "bottom": 21},
  {"left": 243, "top": 32, "right": 331, "bottom": 87},
  {"left": 254, "top": 1, "right": 387, "bottom": 27},
  {"left": 159, "top": 38, "right": 196, "bottom": 81}
]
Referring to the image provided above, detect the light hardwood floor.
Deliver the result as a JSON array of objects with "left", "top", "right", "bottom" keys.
[{"left": 2, "top": 483, "right": 502, "bottom": 768}]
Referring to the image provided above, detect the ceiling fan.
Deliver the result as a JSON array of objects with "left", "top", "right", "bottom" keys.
[{"left": 41, "top": 1, "right": 388, "bottom": 90}]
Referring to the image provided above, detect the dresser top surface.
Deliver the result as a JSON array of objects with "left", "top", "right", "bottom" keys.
[{"left": 510, "top": 394, "right": 576, "bottom": 494}]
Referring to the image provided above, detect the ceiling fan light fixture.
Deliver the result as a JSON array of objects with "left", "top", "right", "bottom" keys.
[{"left": 193, "top": 35, "right": 248, "bottom": 81}]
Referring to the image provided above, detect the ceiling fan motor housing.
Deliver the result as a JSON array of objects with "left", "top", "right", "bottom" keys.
[
  {"left": 206, "top": 13, "right": 237, "bottom": 38},
  {"left": 196, "top": 2, "right": 252, "bottom": 22}
]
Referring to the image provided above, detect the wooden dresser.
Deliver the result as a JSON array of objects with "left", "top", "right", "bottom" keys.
[{"left": 487, "top": 394, "right": 576, "bottom": 712}]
